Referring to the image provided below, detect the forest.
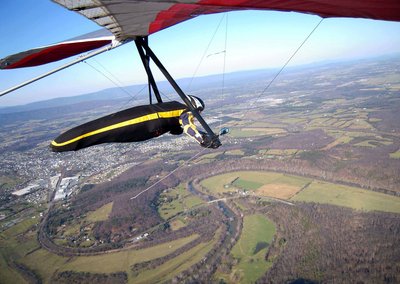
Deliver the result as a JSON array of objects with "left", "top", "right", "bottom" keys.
[
  {"left": 260, "top": 203, "right": 400, "bottom": 283},
  {"left": 34, "top": 153, "right": 400, "bottom": 283}
]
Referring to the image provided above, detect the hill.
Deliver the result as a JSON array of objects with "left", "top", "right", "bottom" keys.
[{"left": 0, "top": 55, "right": 400, "bottom": 283}]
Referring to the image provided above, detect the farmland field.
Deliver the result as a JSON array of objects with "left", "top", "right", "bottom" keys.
[
  {"left": 21, "top": 234, "right": 200, "bottom": 282},
  {"left": 389, "top": 149, "right": 400, "bottom": 159},
  {"left": 158, "top": 184, "right": 204, "bottom": 220},
  {"left": 132, "top": 231, "right": 220, "bottom": 283},
  {"left": 86, "top": 202, "right": 113, "bottom": 222},
  {"left": 201, "top": 171, "right": 311, "bottom": 198},
  {"left": 292, "top": 180, "right": 400, "bottom": 213},
  {"left": 201, "top": 171, "right": 400, "bottom": 213},
  {"left": 229, "top": 127, "right": 286, "bottom": 138},
  {"left": 216, "top": 214, "right": 276, "bottom": 283},
  {"left": 0, "top": 215, "right": 41, "bottom": 284}
]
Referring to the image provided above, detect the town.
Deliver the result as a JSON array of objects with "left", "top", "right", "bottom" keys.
[{"left": 0, "top": 57, "right": 399, "bottom": 283}]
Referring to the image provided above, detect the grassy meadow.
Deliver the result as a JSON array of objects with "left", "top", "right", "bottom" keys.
[
  {"left": 0, "top": 212, "right": 42, "bottom": 284},
  {"left": 292, "top": 180, "right": 400, "bottom": 213},
  {"left": 132, "top": 231, "right": 220, "bottom": 283},
  {"left": 158, "top": 184, "right": 204, "bottom": 220},
  {"left": 390, "top": 149, "right": 400, "bottom": 159},
  {"left": 216, "top": 214, "right": 276, "bottom": 283},
  {"left": 20, "top": 234, "right": 200, "bottom": 283},
  {"left": 201, "top": 171, "right": 400, "bottom": 213},
  {"left": 201, "top": 171, "right": 311, "bottom": 199},
  {"left": 85, "top": 202, "right": 113, "bottom": 222}
]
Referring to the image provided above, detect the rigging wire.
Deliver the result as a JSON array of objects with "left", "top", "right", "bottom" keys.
[
  {"left": 225, "top": 18, "right": 324, "bottom": 130},
  {"left": 92, "top": 58, "right": 127, "bottom": 87},
  {"left": 158, "top": 90, "right": 174, "bottom": 102},
  {"left": 220, "top": 14, "right": 228, "bottom": 130},
  {"left": 83, "top": 59, "right": 148, "bottom": 113},
  {"left": 130, "top": 17, "right": 323, "bottom": 202},
  {"left": 250, "top": 18, "right": 324, "bottom": 109},
  {"left": 83, "top": 60, "right": 134, "bottom": 99},
  {"left": 186, "top": 13, "right": 228, "bottom": 91},
  {"left": 130, "top": 147, "right": 208, "bottom": 200},
  {"left": 130, "top": 14, "right": 230, "bottom": 201}
]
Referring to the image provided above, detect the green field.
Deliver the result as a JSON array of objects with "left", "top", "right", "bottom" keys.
[
  {"left": 158, "top": 184, "right": 204, "bottom": 220},
  {"left": 21, "top": 234, "right": 199, "bottom": 283},
  {"left": 266, "top": 149, "right": 299, "bottom": 156},
  {"left": 292, "top": 180, "right": 400, "bottom": 213},
  {"left": 14, "top": 227, "right": 219, "bottom": 284},
  {"left": 389, "top": 149, "right": 400, "bottom": 159},
  {"left": 201, "top": 171, "right": 311, "bottom": 196},
  {"left": 225, "top": 149, "right": 245, "bottom": 156},
  {"left": 322, "top": 130, "right": 384, "bottom": 150},
  {"left": 86, "top": 202, "right": 113, "bottom": 222},
  {"left": 229, "top": 127, "right": 286, "bottom": 138},
  {"left": 217, "top": 214, "right": 276, "bottom": 283},
  {"left": 0, "top": 217, "right": 39, "bottom": 240},
  {"left": 202, "top": 171, "right": 400, "bottom": 213},
  {"left": 0, "top": 213, "right": 41, "bottom": 284},
  {"left": 132, "top": 230, "right": 220, "bottom": 283},
  {"left": 0, "top": 175, "right": 22, "bottom": 190},
  {"left": 233, "top": 178, "right": 263, "bottom": 190},
  {"left": 354, "top": 138, "right": 392, "bottom": 148}
]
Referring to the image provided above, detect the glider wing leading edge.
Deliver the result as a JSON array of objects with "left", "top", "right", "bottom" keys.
[
  {"left": 0, "top": 29, "right": 116, "bottom": 70},
  {"left": 53, "top": 0, "right": 400, "bottom": 41},
  {"left": 2, "top": 0, "right": 400, "bottom": 70}
]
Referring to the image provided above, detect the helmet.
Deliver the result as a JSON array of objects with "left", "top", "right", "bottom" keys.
[{"left": 188, "top": 95, "right": 205, "bottom": 111}]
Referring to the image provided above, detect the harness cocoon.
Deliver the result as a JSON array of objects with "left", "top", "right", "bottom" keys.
[{"left": 51, "top": 101, "right": 187, "bottom": 152}]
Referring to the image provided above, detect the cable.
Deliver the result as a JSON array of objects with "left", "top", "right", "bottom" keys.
[
  {"left": 158, "top": 90, "right": 174, "bottom": 102},
  {"left": 92, "top": 58, "right": 127, "bottom": 87},
  {"left": 83, "top": 60, "right": 135, "bottom": 99},
  {"left": 224, "top": 18, "right": 324, "bottom": 130},
  {"left": 187, "top": 13, "right": 228, "bottom": 90},
  {"left": 130, "top": 147, "right": 208, "bottom": 200},
  {"left": 220, "top": 14, "right": 228, "bottom": 130},
  {"left": 83, "top": 60, "right": 148, "bottom": 114},
  {"left": 253, "top": 18, "right": 324, "bottom": 106},
  {"left": 131, "top": 16, "right": 231, "bottom": 201},
  {"left": 131, "top": 17, "right": 323, "bottom": 202}
]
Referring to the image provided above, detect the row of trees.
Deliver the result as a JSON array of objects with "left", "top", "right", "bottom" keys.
[{"left": 51, "top": 271, "right": 127, "bottom": 284}]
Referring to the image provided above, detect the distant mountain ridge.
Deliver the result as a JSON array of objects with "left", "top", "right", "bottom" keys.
[
  {"left": 0, "top": 68, "right": 282, "bottom": 114},
  {"left": 1, "top": 54, "right": 398, "bottom": 115}
]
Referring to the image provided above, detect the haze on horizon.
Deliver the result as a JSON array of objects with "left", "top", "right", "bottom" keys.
[{"left": 1, "top": 0, "right": 399, "bottom": 107}]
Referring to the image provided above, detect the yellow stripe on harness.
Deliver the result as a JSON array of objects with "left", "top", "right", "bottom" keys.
[{"left": 51, "top": 109, "right": 185, "bottom": 147}]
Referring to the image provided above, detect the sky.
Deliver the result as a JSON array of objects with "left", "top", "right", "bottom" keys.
[{"left": 1, "top": 0, "right": 400, "bottom": 106}]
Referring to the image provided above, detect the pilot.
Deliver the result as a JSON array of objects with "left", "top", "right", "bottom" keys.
[
  {"left": 51, "top": 95, "right": 221, "bottom": 152},
  {"left": 179, "top": 96, "right": 221, "bottom": 148}
]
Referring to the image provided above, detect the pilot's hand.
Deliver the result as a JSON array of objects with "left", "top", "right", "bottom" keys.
[
  {"left": 210, "top": 137, "right": 222, "bottom": 149},
  {"left": 200, "top": 134, "right": 212, "bottom": 148},
  {"left": 201, "top": 135, "right": 221, "bottom": 149}
]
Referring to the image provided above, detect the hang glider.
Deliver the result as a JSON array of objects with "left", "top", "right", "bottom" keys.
[
  {"left": 53, "top": 0, "right": 400, "bottom": 41},
  {"left": 2, "top": 0, "right": 400, "bottom": 71},
  {"left": 1, "top": 0, "right": 400, "bottom": 150}
]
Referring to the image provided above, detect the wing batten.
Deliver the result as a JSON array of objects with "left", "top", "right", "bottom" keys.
[
  {"left": 1, "top": 40, "right": 112, "bottom": 69},
  {"left": 53, "top": 0, "right": 400, "bottom": 42},
  {"left": 2, "top": 0, "right": 400, "bottom": 70},
  {"left": 0, "top": 29, "right": 115, "bottom": 70}
]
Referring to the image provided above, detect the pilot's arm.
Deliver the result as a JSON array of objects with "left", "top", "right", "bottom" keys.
[
  {"left": 179, "top": 111, "right": 203, "bottom": 144},
  {"left": 179, "top": 111, "right": 221, "bottom": 148}
]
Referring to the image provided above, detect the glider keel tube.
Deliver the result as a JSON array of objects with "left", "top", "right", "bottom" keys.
[{"left": 0, "top": 40, "right": 129, "bottom": 98}]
